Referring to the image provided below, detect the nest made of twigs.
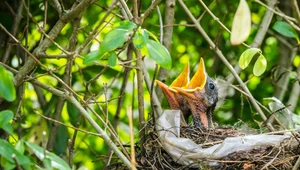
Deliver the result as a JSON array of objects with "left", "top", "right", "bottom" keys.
[{"left": 105, "top": 125, "right": 300, "bottom": 170}]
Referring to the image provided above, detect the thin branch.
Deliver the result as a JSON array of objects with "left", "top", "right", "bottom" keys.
[
  {"left": 143, "top": 0, "right": 162, "bottom": 19},
  {"left": 142, "top": 61, "right": 163, "bottom": 118},
  {"left": 119, "top": 0, "right": 133, "bottom": 20},
  {"left": 290, "top": 0, "right": 300, "bottom": 25},
  {"left": 36, "top": 111, "right": 102, "bottom": 137},
  {"left": 134, "top": 49, "right": 145, "bottom": 155},
  {"left": 127, "top": 107, "right": 137, "bottom": 170},
  {"left": 49, "top": 0, "right": 62, "bottom": 16},
  {"left": 178, "top": 0, "right": 275, "bottom": 131},
  {"left": 254, "top": 0, "right": 297, "bottom": 23},
  {"left": 39, "top": 0, "right": 48, "bottom": 45},
  {"left": 1, "top": 0, "right": 23, "bottom": 63}
]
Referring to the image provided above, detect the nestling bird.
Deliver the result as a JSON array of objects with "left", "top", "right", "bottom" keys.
[{"left": 156, "top": 58, "right": 218, "bottom": 128}]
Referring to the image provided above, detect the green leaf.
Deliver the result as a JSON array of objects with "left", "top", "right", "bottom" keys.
[
  {"left": 133, "top": 29, "right": 149, "bottom": 49},
  {"left": 146, "top": 40, "right": 172, "bottom": 69},
  {"left": 0, "top": 110, "right": 14, "bottom": 134},
  {"left": 66, "top": 101, "right": 79, "bottom": 126},
  {"left": 108, "top": 51, "right": 117, "bottom": 66},
  {"left": 0, "top": 65, "right": 16, "bottom": 101},
  {"left": 100, "top": 29, "right": 130, "bottom": 53},
  {"left": 0, "top": 139, "right": 32, "bottom": 167},
  {"left": 253, "top": 54, "right": 267, "bottom": 76},
  {"left": 114, "top": 20, "right": 137, "bottom": 30},
  {"left": 83, "top": 50, "right": 105, "bottom": 65},
  {"left": 239, "top": 48, "right": 261, "bottom": 69},
  {"left": 273, "top": 21, "right": 298, "bottom": 39},
  {"left": 25, "top": 141, "right": 71, "bottom": 170},
  {"left": 53, "top": 125, "right": 68, "bottom": 155}
]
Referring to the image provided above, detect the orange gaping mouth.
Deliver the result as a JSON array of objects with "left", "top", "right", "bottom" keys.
[{"left": 156, "top": 58, "right": 212, "bottom": 128}]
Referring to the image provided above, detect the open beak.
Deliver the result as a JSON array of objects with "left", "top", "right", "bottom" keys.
[
  {"left": 155, "top": 63, "right": 190, "bottom": 110},
  {"left": 155, "top": 80, "right": 180, "bottom": 110},
  {"left": 156, "top": 58, "right": 212, "bottom": 128}
]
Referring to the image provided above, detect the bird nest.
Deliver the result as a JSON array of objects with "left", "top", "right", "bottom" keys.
[{"left": 106, "top": 111, "right": 300, "bottom": 170}]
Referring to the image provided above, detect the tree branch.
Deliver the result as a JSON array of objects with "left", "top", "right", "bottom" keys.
[{"left": 290, "top": 0, "right": 300, "bottom": 25}]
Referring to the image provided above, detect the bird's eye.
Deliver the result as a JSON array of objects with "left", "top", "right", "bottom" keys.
[{"left": 208, "top": 83, "right": 215, "bottom": 90}]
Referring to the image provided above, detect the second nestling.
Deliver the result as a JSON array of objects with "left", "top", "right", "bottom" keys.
[{"left": 156, "top": 58, "right": 218, "bottom": 128}]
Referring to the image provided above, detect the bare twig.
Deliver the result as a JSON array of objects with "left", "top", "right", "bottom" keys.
[
  {"left": 290, "top": 0, "right": 300, "bottom": 24},
  {"left": 134, "top": 49, "right": 146, "bottom": 155},
  {"left": 49, "top": 0, "right": 63, "bottom": 16},
  {"left": 39, "top": 0, "right": 48, "bottom": 44},
  {"left": 142, "top": 61, "right": 163, "bottom": 118},
  {"left": 143, "top": 0, "right": 162, "bottom": 19},
  {"left": 254, "top": 0, "right": 297, "bottom": 23},
  {"left": 1, "top": 0, "right": 23, "bottom": 63},
  {"left": 36, "top": 111, "right": 102, "bottom": 137},
  {"left": 127, "top": 107, "right": 137, "bottom": 170}
]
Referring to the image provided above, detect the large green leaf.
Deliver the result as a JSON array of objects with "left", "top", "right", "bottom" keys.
[
  {"left": 146, "top": 40, "right": 172, "bottom": 69},
  {"left": 0, "top": 139, "right": 32, "bottom": 168},
  {"left": 133, "top": 29, "right": 149, "bottom": 49},
  {"left": 108, "top": 51, "right": 117, "bottom": 66},
  {"left": 253, "top": 55, "right": 267, "bottom": 76},
  {"left": 26, "top": 141, "right": 71, "bottom": 170},
  {"left": 0, "top": 65, "right": 16, "bottom": 101},
  {"left": 114, "top": 20, "right": 137, "bottom": 30},
  {"left": 83, "top": 50, "right": 106, "bottom": 65},
  {"left": 239, "top": 48, "right": 261, "bottom": 69},
  {"left": 273, "top": 21, "right": 298, "bottom": 39},
  {"left": 100, "top": 29, "right": 130, "bottom": 53},
  {"left": 0, "top": 110, "right": 14, "bottom": 134}
]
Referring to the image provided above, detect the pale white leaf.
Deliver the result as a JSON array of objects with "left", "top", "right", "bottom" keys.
[{"left": 230, "top": 0, "right": 251, "bottom": 45}]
